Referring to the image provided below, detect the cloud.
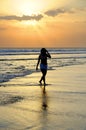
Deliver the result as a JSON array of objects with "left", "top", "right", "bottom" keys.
[
  {"left": 0, "top": 14, "right": 43, "bottom": 21},
  {"left": 45, "top": 8, "right": 66, "bottom": 17},
  {"left": 45, "top": 7, "right": 86, "bottom": 17}
]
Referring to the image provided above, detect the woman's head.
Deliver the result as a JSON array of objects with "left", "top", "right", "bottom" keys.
[{"left": 41, "top": 48, "right": 46, "bottom": 55}]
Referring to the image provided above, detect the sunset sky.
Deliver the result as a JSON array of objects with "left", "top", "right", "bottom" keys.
[{"left": 0, "top": 0, "right": 86, "bottom": 48}]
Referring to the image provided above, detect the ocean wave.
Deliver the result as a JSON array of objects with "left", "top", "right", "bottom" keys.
[
  {"left": 50, "top": 57, "right": 86, "bottom": 69},
  {"left": 0, "top": 56, "right": 86, "bottom": 61},
  {"left": 0, "top": 48, "right": 86, "bottom": 55},
  {"left": 0, "top": 67, "right": 33, "bottom": 83},
  {"left": 0, "top": 48, "right": 86, "bottom": 84},
  {"left": 0, "top": 60, "right": 85, "bottom": 84},
  {"left": 0, "top": 58, "right": 37, "bottom": 61}
]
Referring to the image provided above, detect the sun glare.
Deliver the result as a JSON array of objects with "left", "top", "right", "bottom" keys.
[
  {"left": 18, "top": 1, "right": 41, "bottom": 16},
  {"left": 15, "top": 1, "right": 42, "bottom": 26}
]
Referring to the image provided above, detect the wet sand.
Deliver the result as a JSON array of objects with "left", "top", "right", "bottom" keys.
[{"left": 0, "top": 64, "right": 86, "bottom": 130}]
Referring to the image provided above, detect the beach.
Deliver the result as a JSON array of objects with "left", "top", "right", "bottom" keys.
[{"left": 0, "top": 64, "right": 86, "bottom": 130}]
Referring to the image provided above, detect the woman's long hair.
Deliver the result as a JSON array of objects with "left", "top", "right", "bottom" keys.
[{"left": 41, "top": 48, "right": 46, "bottom": 55}]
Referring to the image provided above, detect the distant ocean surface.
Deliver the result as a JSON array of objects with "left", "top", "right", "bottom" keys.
[{"left": 0, "top": 48, "right": 86, "bottom": 84}]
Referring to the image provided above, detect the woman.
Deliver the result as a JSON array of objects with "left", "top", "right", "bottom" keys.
[{"left": 36, "top": 48, "right": 51, "bottom": 85}]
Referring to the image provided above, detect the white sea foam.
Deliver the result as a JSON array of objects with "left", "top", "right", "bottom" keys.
[{"left": 0, "top": 48, "right": 86, "bottom": 84}]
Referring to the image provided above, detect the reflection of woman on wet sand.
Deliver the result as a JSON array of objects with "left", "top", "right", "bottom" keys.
[
  {"left": 36, "top": 48, "right": 51, "bottom": 86},
  {"left": 41, "top": 87, "right": 48, "bottom": 110}
]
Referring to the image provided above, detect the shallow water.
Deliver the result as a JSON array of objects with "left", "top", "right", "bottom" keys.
[
  {"left": 0, "top": 48, "right": 86, "bottom": 84},
  {"left": 0, "top": 64, "right": 86, "bottom": 130},
  {"left": 0, "top": 48, "right": 86, "bottom": 130}
]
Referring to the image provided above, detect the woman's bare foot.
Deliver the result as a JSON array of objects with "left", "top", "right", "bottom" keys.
[{"left": 39, "top": 80, "right": 42, "bottom": 85}]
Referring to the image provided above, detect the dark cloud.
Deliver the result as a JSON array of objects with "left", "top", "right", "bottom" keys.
[
  {"left": 0, "top": 14, "right": 43, "bottom": 21},
  {"left": 45, "top": 8, "right": 75, "bottom": 17},
  {"left": 45, "top": 6, "right": 86, "bottom": 17},
  {"left": 45, "top": 8, "right": 66, "bottom": 17}
]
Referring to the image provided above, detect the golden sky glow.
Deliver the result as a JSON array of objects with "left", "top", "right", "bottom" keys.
[{"left": 0, "top": 0, "right": 86, "bottom": 48}]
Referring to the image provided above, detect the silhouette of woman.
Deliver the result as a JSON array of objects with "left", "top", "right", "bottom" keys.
[{"left": 36, "top": 48, "right": 51, "bottom": 85}]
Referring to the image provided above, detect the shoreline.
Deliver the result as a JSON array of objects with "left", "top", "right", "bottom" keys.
[
  {"left": 0, "top": 63, "right": 86, "bottom": 86},
  {"left": 0, "top": 64, "right": 86, "bottom": 130}
]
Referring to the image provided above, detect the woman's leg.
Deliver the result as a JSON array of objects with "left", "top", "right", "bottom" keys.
[{"left": 40, "top": 69, "right": 47, "bottom": 85}]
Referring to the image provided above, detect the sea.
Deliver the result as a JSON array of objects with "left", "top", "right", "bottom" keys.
[
  {"left": 0, "top": 48, "right": 86, "bottom": 85},
  {"left": 0, "top": 48, "right": 86, "bottom": 130}
]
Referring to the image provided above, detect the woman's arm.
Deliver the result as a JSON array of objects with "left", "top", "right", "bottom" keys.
[
  {"left": 46, "top": 50, "right": 51, "bottom": 58},
  {"left": 36, "top": 55, "right": 40, "bottom": 70}
]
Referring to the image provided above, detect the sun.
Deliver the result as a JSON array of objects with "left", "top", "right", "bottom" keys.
[
  {"left": 17, "top": 0, "right": 42, "bottom": 16},
  {"left": 12, "top": 0, "right": 45, "bottom": 26}
]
